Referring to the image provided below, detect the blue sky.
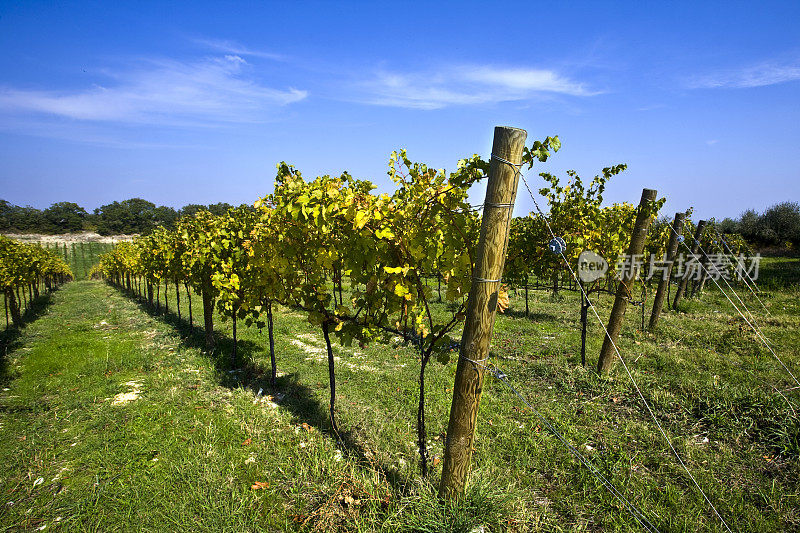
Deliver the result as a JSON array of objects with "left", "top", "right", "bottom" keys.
[{"left": 0, "top": 1, "right": 798, "bottom": 220}]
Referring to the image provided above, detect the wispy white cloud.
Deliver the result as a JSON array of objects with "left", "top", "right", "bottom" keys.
[
  {"left": 637, "top": 103, "right": 667, "bottom": 112},
  {"left": 688, "top": 60, "right": 800, "bottom": 89},
  {"left": 194, "top": 38, "right": 286, "bottom": 61},
  {"left": 706, "top": 139, "right": 719, "bottom": 146},
  {"left": 356, "top": 65, "right": 596, "bottom": 109},
  {"left": 460, "top": 66, "right": 591, "bottom": 94},
  {"left": 0, "top": 55, "right": 307, "bottom": 126}
]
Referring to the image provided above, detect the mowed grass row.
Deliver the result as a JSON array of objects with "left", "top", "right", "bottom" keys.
[
  {"left": 2, "top": 242, "right": 113, "bottom": 329},
  {"left": 0, "top": 257, "right": 798, "bottom": 531},
  {"left": 39, "top": 242, "right": 116, "bottom": 281}
]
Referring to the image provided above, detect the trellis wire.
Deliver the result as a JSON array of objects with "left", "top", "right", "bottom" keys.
[
  {"left": 692, "top": 237, "right": 765, "bottom": 330},
  {"left": 454, "top": 154, "right": 666, "bottom": 531},
  {"left": 711, "top": 226, "right": 770, "bottom": 315},
  {"left": 501, "top": 160, "right": 733, "bottom": 532},
  {"left": 668, "top": 224, "right": 799, "bottom": 389},
  {"left": 464, "top": 356, "right": 661, "bottom": 533}
]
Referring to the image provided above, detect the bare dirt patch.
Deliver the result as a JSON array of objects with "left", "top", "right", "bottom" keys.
[
  {"left": 3, "top": 232, "right": 133, "bottom": 244},
  {"left": 291, "top": 334, "right": 379, "bottom": 373}
]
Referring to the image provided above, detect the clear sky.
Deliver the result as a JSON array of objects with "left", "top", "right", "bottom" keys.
[{"left": 1, "top": 1, "right": 798, "bottom": 220}]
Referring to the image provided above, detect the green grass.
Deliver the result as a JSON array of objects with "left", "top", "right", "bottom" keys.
[
  {"left": 39, "top": 242, "right": 116, "bottom": 281},
  {"left": 1, "top": 258, "right": 798, "bottom": 531},
  {"left": 2, "top": 241, "right": 112, "bottom": 328}
]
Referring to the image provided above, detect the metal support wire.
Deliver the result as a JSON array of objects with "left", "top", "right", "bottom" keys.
[
  {"left": 668, "top": 224, "right": 799, "bottom": 389},
  {"left": 463, "top": 357, "right": 661, "bottom": 533},
  {"left": 469, "top": 152, "right": 520, "bottom": 290},
  {"left": 711, "top": 226, "right": 770, "bottom": 315},
  {"left": 496, "top": 157, "right": 733, "bottom": 532}
]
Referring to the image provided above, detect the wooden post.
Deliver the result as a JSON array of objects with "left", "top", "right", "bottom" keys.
[
  {"left": 175, "top": 279, "right": 181, "bottom": 320},
  {"left": 267, "top": 300, "right": 277, "bottom": 388},
  {"left": 580, "top": 291, "right": 589, "bottom": 366},
  {"left": 439, "top": 126, "right": 526, "bottom": 500},
  {"left": 231, "top": 307, "right": 238, "bottom": 367},
  {"left": 8, "top": 289, "right": 21, "bottom": 324},
  {"left": 672, "top": 220, "right": 706, "bottom": 309},
  {"left": 693, "top": 251, "right": 711, "bottom": 296},
  {"left": 667, "top": 276, "right": 671, "bottom": 309},
  {"left": 186, "top": 284, "right": 193, "bottom": 328},
  {"left": 597, "top": 188, "right": 658, "bottom": 375},
  {"left": 524, "top": 276, "right": 529, "bottom": 317},
  {"left": 201, "top": 279, "right": 215, "bottom": 350},
  {"left": 648, "top": 212, "right": 685, "bottom": 330}
]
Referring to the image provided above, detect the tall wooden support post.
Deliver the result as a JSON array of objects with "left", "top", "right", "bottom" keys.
[
  {"left": 672, "top": 220, "right": 706, "bottom": 309},
  {"left": 597, "top": 188, "right": 658, "bottom": 375},
  {"left": 175, "top": 279, "right": 181, "bottom": 320},
  {"left": 580, "top": 291, "right": 589, "bottom": 366},
  {"left": 201, "top": 279, "right": 215, "bottom": 350},
  {"left": 693, "top": 252, "right": 711, "bottom": 296},
  {"left": 648, "top": 212, "right": 685, "bottom": 330},
  {"left": 186, "top": 284, "right": 193, "bottom": 328},
  {"left": 267, "top": 300, "right": 277, "bottom": 388},
  {"left": 439, "top": 126, "right": 526, "bottom": 500}
]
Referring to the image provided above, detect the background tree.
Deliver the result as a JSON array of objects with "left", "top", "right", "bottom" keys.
[
  {"left": 43, "top": 202, "right": 88, "bottom": 233},
  {"left": 94, "top": 198, "right": 177, "bottom": 235}
]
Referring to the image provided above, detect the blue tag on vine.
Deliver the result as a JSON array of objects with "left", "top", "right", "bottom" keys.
[{"left": 548, "top": 237, "right": 567, "bottom": 254}]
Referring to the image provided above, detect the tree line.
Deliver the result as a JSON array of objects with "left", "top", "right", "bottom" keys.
[
  {"left": 0, "top": 198, "right": 249, "bottom": 236},
  {"left": 3, "top": 198, "right": 798, "bottom": 251},
  {"left": 0, "top": 194, "right": 800, "bottom": 250},
  {"left": 718, "top": 201, "right": 800, "bottom": 250}
]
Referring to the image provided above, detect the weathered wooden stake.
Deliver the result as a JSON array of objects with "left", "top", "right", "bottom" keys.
[
  {"left": 232, "top": 307, "right": 238, "bottom": 367},
  {"left": 439, "top": 126, "right": 526, "bottom": 500},
  {"left": 580, "top": 291, "right": 589, "bottom": 366},
  {"left": 525, "top": 277, "right": 529, "bottom": 316},
  {"left": 175, "top": 279, "right": 181, "bottom": 320},
  {"left": 267, "top": 300, "right": 276, "bottom": 388},
  {"left": 693, "top": 253, "right": 710, "bottom": 296},
  {"left": 201, "top": 278, "right": 215, "bottom": 350},
  {"left": 186, "top": 283, "right": 193, "bottom": 328},
  {"left": 648, "top": 212, "right": 685, "bottom": 330},
  {"left": 672, "top": 220, "right": 706, "bottom": 309},
  {"left": 597, "top": 188, "right": 658, "bottom": 375}
]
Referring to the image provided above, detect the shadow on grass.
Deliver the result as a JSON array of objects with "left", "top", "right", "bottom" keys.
[
  {"left": 111, "top": 283, "right": 412, "bottom": 493},
  {"left": 0, "top": 290, "right": 59, "bottom": 387}
]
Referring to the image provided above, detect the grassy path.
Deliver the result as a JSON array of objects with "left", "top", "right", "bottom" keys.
[
  {"left": 0, "top": 281, "right": 314, "bottom": 531},
  {"left": 0, "top": 281, "right": 500, "bottom": 532},
  {"left": 1, "top": 270, "right": 799, "bottom": 531}
]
